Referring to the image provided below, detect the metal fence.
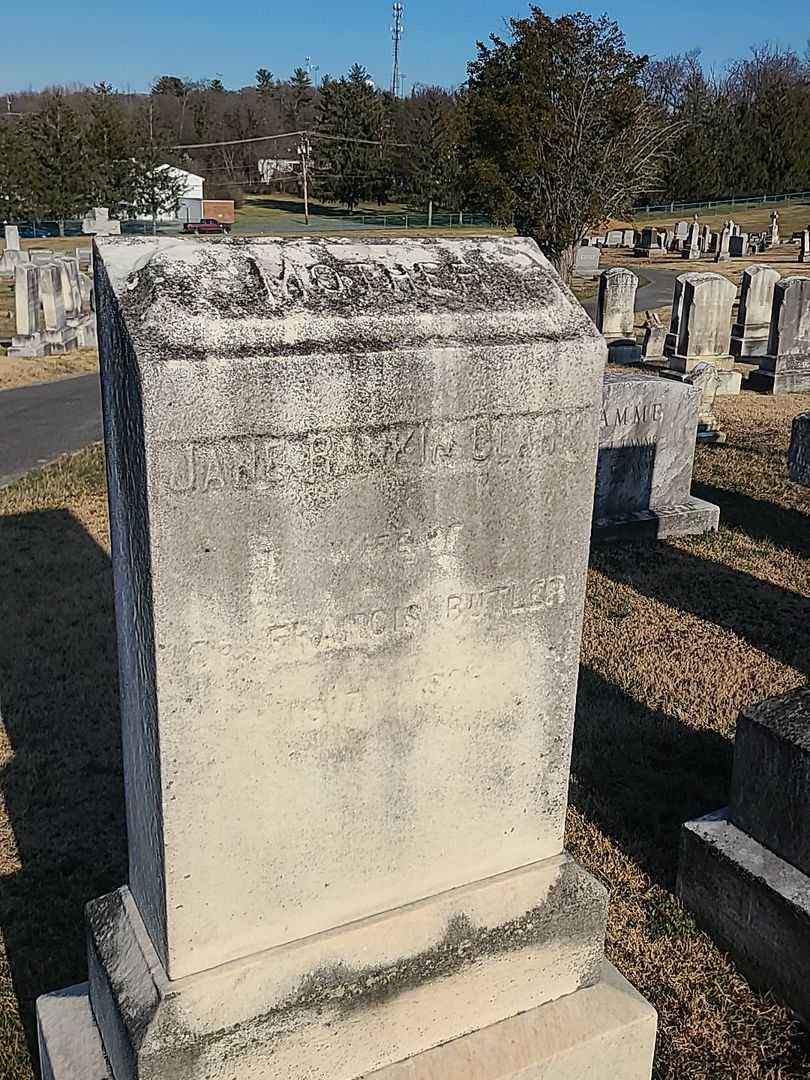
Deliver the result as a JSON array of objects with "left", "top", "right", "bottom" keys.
[
  {"left": 356, "top": 211, "right": 490, "bottom": 229},
  {"left": 634, "top": 190, "right": 810, "bottom": 216}
]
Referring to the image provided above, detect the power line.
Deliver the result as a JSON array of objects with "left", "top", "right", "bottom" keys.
[{"left": 168, "top": 129, "right": 412, "bottom": 152}]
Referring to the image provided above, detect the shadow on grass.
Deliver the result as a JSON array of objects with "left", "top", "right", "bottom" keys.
[
  {"left": 693, "top": 481, "right": 810, "bottom": 560},
  {"left": 571, "top": 665, "right": 732, "bottom": 890},
  {"left": 592, "top": 541, "right": 810, "bottom": 678},
  {"left": 0, "top": 509, "right": 124, "bottom": 1071}
]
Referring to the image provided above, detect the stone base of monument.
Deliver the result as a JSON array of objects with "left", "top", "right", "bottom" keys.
[
  {"left": 633, "top": 246, "right": 666, "bottom": 259},
  {"left": 7, "top": 333, "right": 48, "bottom": 357},
  {"left": 606, "top": 339, "right": 643, "bottom": 364},
  {"left": 37, "top": 852, "right": 654, "bottom": 1080},
  {"left": 661, "top": 366, "right": 742, "bottom": 396},
  {"left": 730, "top": 325, "right": 769, "bottom": 361},
  {"left": 38, "top": 961, "right": 657, "bottom": 1080},
  {"left": 678, "top": 811, "right": 810, "bottom": 1029},
  {"left": 747, "top": 355, "right": 810, "bottom": 393},
  {"left": 592, "top": 496, "right": 719, "bottom": 542},
  {"left": 696, "top": 420, "right": 727, "bottom": 445}
]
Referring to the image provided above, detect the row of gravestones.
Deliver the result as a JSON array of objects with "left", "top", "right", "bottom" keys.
[
  {"left": 0, "top": 227, "right": 96, "bottom": 357},
  {"left": 597, "top": 265, "right": 810, "bottom": 396},
  {"left": 29, "top": 234, "right": 809, "bottom": 1080},
  {"left": 628, "top": 211, "right": 788, "bottom": 262}
]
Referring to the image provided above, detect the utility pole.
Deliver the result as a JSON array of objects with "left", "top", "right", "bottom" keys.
[
  {"left": 391, "top": 2, "right": 403, "bottom": 98},
  {"left": 298, "top": 133, "right": 311, "bottom": 225}
]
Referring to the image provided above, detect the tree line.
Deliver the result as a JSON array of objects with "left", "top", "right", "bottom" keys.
[{"left": 1, "top": 7, "right": 808, "bottom": 268}]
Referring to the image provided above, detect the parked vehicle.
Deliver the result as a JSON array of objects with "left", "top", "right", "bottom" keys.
[{"left": 182, "top": 219, "right": 231, "bottom": 235}]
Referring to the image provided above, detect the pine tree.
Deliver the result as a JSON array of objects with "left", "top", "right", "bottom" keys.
[
  {"left": 24, "top": 93, "right": 90, "bottom": 231},
  {"left": 85, "top": 87, "right": 137, "bottom": 214},
  {"left": 256, "top": 69, "right": 275, "bottom": 95},
  {"left": 314, "top": 67, "right": 386, "bottom": 211}
]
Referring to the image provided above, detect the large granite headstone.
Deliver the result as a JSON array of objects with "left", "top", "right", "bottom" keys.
[
  {"left": 731, "top": 265, "right": 780, "bottom": 360},
  {"left": 789, "top": 412, "right": 810, "bottom": 486},
  {"left": 749, "top": 277, "right": 810, "bottom": 393},
  {"left": 37, "top": 236, "right": 657, "bottom": 1080},
  {"left": 679, "top": 687, "right": 810, "bottom": 1027},
  {"left": 593, "top": 375, "right": 719, "bottom": 540},
  {"left": 666, "top": 273, "right": 741, "bottom": 395}
]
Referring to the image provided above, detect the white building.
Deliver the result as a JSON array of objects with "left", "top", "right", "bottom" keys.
[{"left": 157, "top": 166, "right": 205, "bottom": 223}]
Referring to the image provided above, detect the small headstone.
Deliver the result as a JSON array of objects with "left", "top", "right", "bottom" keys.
[
  {"left": 749, "top": 277, "right": 810, "bottom": 392},
  {"left": 596, "top": 267, "right": 641, "bottom": 362},
  {"left": 605, "top": 229, "right": 623, "bottom": 247},
  {"left": 701, "top": 224, "right": 712, "bottom": 252},
  {"left": 56, "top": 257, "right": 83, "bottom": 318},
  {"left": 82, "top": 206, "right": 122, "bottom": 236},
  {"left": 4, "top": 225, "right": 20, "bottom": 251},
  {"left": 675, "top": 220, "right": 689, "bottom": 240},
  {"left": 38, "top": 265, "right": 67, "bottom": 331},
  {"left": 574, "top": 243, "right": 600, "bottom": 279},
  {"left": 622, "top": 229, "right": 635, "bottom": 248},
  {"left": 767, "top": 209, "right": 780, "bottom": 247},
  {"left": 714, "top": 227, "right": 731, "bottom": 263},
  {"left": 37, "top": 235, "right": 657, "bottom": 1080},
  {"left": 679, "top": 687, "right": 810, "bottom": 1029},
  {"left": 593, "top": 375, "right": 720, "bottom": 540},
  {"left": 799, "top": 230, "right": 810, "bottom": 264},
  {"left": 731, "top": 265, "right": 780, "bottom": 360},
  {"left": 788, "top": 412, "right": 810, "bottom": 486},
  {"left": 685, "top": 361, "right": 726, "bottom": 444},
  {"left": 641, "top": 310, "right": 666, "bottom": 360},
  {"left": 729, "top": 234, "right": 748, "bottom": 258},
  {"left": 683, "top": 220, "right": 701, "bottom": 260}
]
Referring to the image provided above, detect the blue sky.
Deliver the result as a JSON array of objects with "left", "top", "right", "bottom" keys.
[{"left": 3, "top": 0, "right": 808, "bottom": 95}]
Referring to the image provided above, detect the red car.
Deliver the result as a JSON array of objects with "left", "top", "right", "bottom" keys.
[{"left": 183, "top": 219, "right": 231, "bottom": 234}]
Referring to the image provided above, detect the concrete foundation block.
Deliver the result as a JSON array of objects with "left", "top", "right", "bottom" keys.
[
  {"left": 678, "top": 811, "right": 810, "bottom": 1028},
  {"left": 38, "top": 962, "right": 656, "bottom": 1080}
]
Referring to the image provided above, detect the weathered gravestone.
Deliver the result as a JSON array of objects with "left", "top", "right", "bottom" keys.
[
  {"left": 593, "top": 375, "right": 719, "bottom": 540},
  {"left": 800, "top": 230, "right": 810, "bottom": 264},
  {"left": 665, "top": 273, "right": 741, "bottom": 394},
  {"left": 641, "top": 310, "right": 666, "bottom": 360},
  {"left": 788, "top": 412, "right": 810, "bottom": 485},
  {"left": 574, "top": 242, "right": 600, "bottom": 279},
  {"left": 7, "top": 262, "right": 46, "bottom": 357},
  {"left": 82, "top": 206, "right": 122, "bottom": 236},
  {"left": 679, "top": 687, "right": 810, "bottom": 1028},
  {"left": 0, "top": 224, "right": 27, "bottom": 272},
  {"left": 634, "top": 227, "right": 665, "bottom": 259},
  {"left": 728, "top": 234, "right": 748, "bottom": 258},
  {"left": 749, "top": 276, "right": 810, "bottom": 393},
  {"left": 36, "top": 235, "right": 657, "bottom": 1080},
  {"left": 596, "top": 267, "right": 641, "bottom": 362},
  {"left": 714, "top": 226, "right": 731, "bottom": 263},
  {"left": 731, "top": 265, "right": 780, "bottom": 360}
]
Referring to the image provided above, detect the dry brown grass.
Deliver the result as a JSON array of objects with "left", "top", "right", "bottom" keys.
[
  {"left": 0, "top": 392, "right": 809, "bottom": 1078},
  {"left": 0, "top": 350, "right": 99, "bottom": 390}
]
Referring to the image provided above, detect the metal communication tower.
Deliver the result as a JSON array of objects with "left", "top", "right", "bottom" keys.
[{"left": 391, "top": 3, "right": 404, "bottom": 98}]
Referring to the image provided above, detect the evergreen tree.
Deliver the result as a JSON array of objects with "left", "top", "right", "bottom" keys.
[
  {"left": 405, "top": 87, "right": 461, "bottom": 213},
  {"left": 256, "top": 68, "right": 275, "bottom": 95},
  {"left": 24, "top": 93, "right": 90, "bottom": 231},
  {"left": 460, "top": 8, "right": 677, "bottom": 273},
  {"left": 85, "top": 87, "right": 137, "bottom": 213},
  {"left": 313, "top": 67, "right": 386, "bottom": 211}
]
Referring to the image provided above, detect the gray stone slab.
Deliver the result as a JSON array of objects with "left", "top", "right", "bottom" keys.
[
  {"left": 747, "top": 355, "right": 810, "bottom": 394},
  {"left": 594, "top": 375, "right": 718, "bottom": 540},
  {"left": 678, "top": 811, "right": 810, "bottom": 1029},
  {"left": 37, "top": 985, "right": 112, "bottom": 1080},
  {"left": 729, "top": 687, "right": 810, "bottom": 876},
  {"left": 33, "top": 234, "right": 657, "bottom": 1080},
  {"left": 39, "top": 963, "right": 656, "bottom": 1080},
  {"left": 789, "top": 411, "right": 810, "bottom": 486}
]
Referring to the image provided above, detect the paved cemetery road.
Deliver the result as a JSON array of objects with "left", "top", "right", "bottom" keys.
[
  {"left": 581, "top": 266, "right": 680, "bottom": 320},
  {"left": 0, "top": 267, "right": 683, "bottom": 487},
  {"left": 0, "top": 373, "right": 102, "bottom": 488}
]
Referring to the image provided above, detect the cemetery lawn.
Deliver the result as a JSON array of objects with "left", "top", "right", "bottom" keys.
[
  {"left": 630, "top": 199, "right": 810, "bottom": 237},
  {"left": 0, "top": 349, "right": 99, "bottom": 390},
  {"left": 1, "top": 391, "right": 809, "bottom": 1078}
]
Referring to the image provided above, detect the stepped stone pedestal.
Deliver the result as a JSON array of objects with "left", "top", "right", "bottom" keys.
[
  {"left": 37, "top": 236, "right": 656, "bottom": 1080},
  {"left": 679, "top": 687, "right": 810, "bottom": 1028}
]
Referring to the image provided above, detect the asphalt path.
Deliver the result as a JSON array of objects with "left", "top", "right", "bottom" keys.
[
  {"left": 0, "top": 373, "right": 102, "bottom": 487},
  {"left": 0, "top": 265, "right": 681, "bottom": 487}
]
